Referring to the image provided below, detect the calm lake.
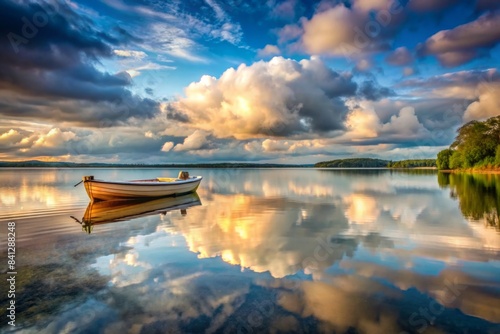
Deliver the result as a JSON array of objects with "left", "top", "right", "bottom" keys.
[{"left": 1, "top": 168, "right": 499, "bottom": 334}]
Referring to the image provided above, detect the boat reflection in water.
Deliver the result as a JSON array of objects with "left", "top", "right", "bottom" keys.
[{"left": 74, "top": 192, "right": 202, "bottom": 233}]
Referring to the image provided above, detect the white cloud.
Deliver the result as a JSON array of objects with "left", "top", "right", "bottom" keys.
[
  {"left": 34, "top": 128, "right": 77, "bottom": 148},
  {"left": 277, "top": 24, "right": 302, "bottom": 44},
  {"left": 353, "top": 0, "right": 393, "bottom": 13},
  {"left": 161, "top": 141, "right": 174, "bottom": 152},
  {"left": 342, "top": 105, "right": 430, "bottom": 141},
  {"left": 142, "top": 23, "right": 209, "bottom": 63},
  {"left": 297, "top": 1, "right": 403, "bottom": 57},
  {"left": 257, "top": 44, "right": 280, "bottom": 58},
  {"left": 173, "top": 130, "right": 209, "bottom": 151},
  {"left": 113, "top": 50, "right": 147, "bottom": 59},
  {"left": 0, "top": 129, "right": 24, "bottom": 146},
  {"left": 204, "top": 0, "right": 243, "bottom": 45},
  {"left": 170, "top": 56, "right": 356, "bottom": 139},
  {"left": 463, "top": 83, "right": 500, "bottom": 121},
  {"left": 262, "top": 138, "right": 290, "bottom": 152},
  {"left": 344, "top": 107, "right": 380, "bottom": 139},
  {"left": 381, "top": 107, "right": 426, "bottom": 135},
  {"left": 125, "top": 62, "right": 176, "bottom": 78}
]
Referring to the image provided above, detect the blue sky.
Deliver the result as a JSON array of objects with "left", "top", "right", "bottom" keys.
[{"left": 0, "top": 0, "right": 499, "bottom": 163}]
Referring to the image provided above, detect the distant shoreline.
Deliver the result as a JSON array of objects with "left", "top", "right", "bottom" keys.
[
  {"left": 0, "top": 162, "right": 312, "bottom": 168},
  {"left": 440, "top": 169, "right": 500, "bottom": 174},
  {"left": 0, "top": 159, "right": 439, "bottom": 169}
]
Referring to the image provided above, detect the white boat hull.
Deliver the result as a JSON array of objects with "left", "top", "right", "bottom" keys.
[{"left": 83, "top": 176, "right": 202, "bottom": 201}]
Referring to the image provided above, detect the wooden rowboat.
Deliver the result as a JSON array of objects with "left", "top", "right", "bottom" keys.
[{"left": 81, "top": 174, "right": 202, "bottom": 201}]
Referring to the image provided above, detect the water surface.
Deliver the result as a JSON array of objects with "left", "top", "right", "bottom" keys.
[{"left": 1, "top": 168, "right": 499, "bottom": 333}]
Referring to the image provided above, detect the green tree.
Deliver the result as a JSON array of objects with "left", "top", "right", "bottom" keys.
[
  {"left": 449, "top": 150, "right": 464, "bottom": 169},
  {"left": 440, "top": 115, "right": 500, "bottom": 170},
  {"left": 496, "top": 146, "right": 500, "bottom": 166},
  {"left": 436, "top": 149, "right": 454, "bottom": 170},
  {"left": 453, "top": 120, "right": 497, "bottom": 167}
]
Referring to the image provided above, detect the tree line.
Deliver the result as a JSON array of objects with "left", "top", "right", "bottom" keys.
[
  {"left": 437, "top": 115, "right": 500, "bottom": 170},
  {"left": 315, "top": 158, "right": 389, "bottom": 168},
  {"left": 314, "top": 158, "right": 436, "bottom": 168},
  {"left": 387, "top": 159, "right": 436, "bottom": 168}
]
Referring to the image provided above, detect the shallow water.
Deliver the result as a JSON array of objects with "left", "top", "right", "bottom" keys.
[{"left": 1, "top": 168, "right": 499, "bottom": 334}]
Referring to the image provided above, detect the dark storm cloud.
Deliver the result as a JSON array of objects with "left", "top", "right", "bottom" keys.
[
  {"left": 407, "top": 0, "right": 457, "bottom": 12},
  {"left": 358, "top": 81, "right": 395, "bottom": 101},
  {"left": 0, "top": 0, "right": 159, "bottom": 124},
  {"left": 0, "top": 91, "right": 159, "bottom": 127},
  {"left": 476, "top": 0, "right": 500, "bottom": 11}
]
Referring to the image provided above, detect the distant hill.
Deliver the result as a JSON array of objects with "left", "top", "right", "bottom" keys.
[{"left": 315, "top": 158, "right": 388, "bottom": 168}]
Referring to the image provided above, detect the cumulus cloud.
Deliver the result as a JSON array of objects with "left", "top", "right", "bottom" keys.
[
  {"left": 385, "top": 47, "right": 413, "bottom": 66},
  {"left": 161, "top": 141, "right": 174, "bottom": 152},
  {"left": 293, "top": 1, "right": 405, "bottom": 57},
  {"left": 33, "top": 128, "right": 76, "bottom": 148},
  {"left": 169, "top": 57, "right": 357, "bottom": 139},
  {"left": 277, "top": 24, "right": 302, "bottom": 44},
  {"left": 463, "top": 83, "right": 500, "bottom": 121},
  {"left": 262, "top": 139, "right": 292, "bottom": 152},
  {"left": 343, "top": 106, "right": 431, "bottom": 143},
  {"left": 257, "top": 44, "right": 280, "bottom": 57},
  {"left": 173, "top": 130, "right": 209, "bottom": 151},
  {"left": 301, "top": 5, "right": 361, "bottom": 56},
  {"left": 380, "top": 107, "right": 427, "bottom": 136},
  {"left": 0, "top": 129, "right": 25, "bottom": 147},
  {"left": 418, "top": 11, "right": 500, "bottom": 67}
]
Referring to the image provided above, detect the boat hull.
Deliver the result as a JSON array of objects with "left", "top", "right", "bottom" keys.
[{"left": 83, "top": 176, "right": 202, "bottom": 201}]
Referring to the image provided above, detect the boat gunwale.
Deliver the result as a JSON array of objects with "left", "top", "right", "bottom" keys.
[{"left": 85, "top": 176, "right": 203, "bottom": 186}]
